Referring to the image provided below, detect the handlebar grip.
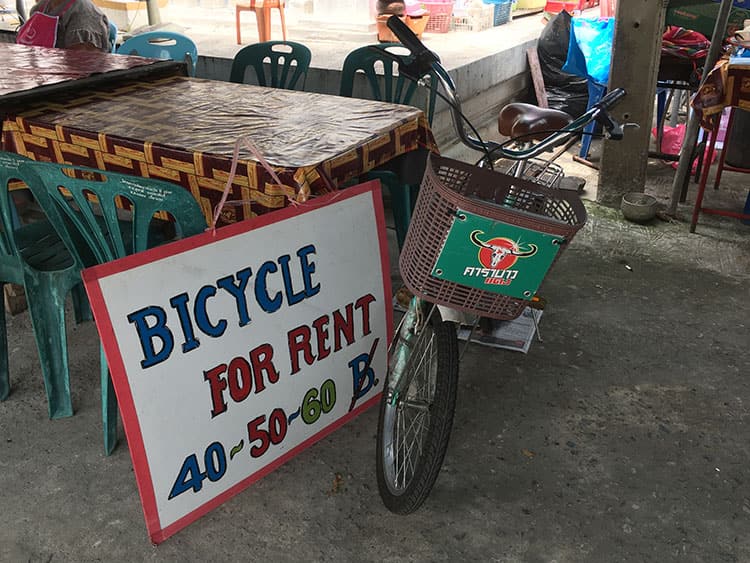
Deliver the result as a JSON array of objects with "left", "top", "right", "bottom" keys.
[
  {"left": 596, "top": 87, "right": 627, "bottom": 110},
  {"left": 386, "top": 14, "right": 434, "bottom": 60}
]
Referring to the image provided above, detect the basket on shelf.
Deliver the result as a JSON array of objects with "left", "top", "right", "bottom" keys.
[
  {"left": 423, "top": 0, "right": 454, "bottom": 33},
  {"left": 482, "top": 0, "right": 512, "bottom": 25},
  {"left": 399, "top": 154, "right": 587, "bottom": 321},
  {"left": 452, "top": 3, "right": 493, "bottom": 32}
]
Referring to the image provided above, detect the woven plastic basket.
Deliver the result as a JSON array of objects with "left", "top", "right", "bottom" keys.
[
  {"left": 423, "top": 0, "right": 454, "bottom": 32},
  {"left": 399, "top": 154, "right": 587, "bottom": 321},
  {"left": 492, "top": 0, "right": 512, "bottom": 25}
]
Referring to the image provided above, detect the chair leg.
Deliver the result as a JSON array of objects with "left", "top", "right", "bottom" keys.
[
  {"left": 0, "top": 283, "right": 8, "bottom": 401},
  {"left": 279, "top": 5, "right": 287, "bottom": 40},
  {"left": 72, "top": 282, "right": 92, "bottom": 324},
  {"left": 25, "top": 276, "right": 73, "bottom": 418},
  {"left": 257, "top": 8, "right": 270, "bottom": 42},
  {"left": 236, "top": 6, "right": 242, "bottom": 45},
  {"left": 712, "top": 107, "right": 735, "bottom": 191},
  {"left": 101, "top": 345, "right": 118, "bottom": 455},
  {"left": 391, "top": 184, "right": 413, "bottom": 250},
  {"left": 368, "top": 171, "right": 412, "bottom": 250}
]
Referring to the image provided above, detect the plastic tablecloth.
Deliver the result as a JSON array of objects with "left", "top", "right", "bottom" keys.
[
  {"left": 3, "top": 75, "right": 436, "bottom": 224},
  {"left": 0, "top": 43, "right": 181, "bottom": 100},
  {"left": 692, "top": 57, "right": 750, "bottom": 129}
]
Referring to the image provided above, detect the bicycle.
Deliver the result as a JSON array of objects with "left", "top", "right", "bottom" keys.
[{"left": 376, "top": 15, "right": 632, "bottom": 515}]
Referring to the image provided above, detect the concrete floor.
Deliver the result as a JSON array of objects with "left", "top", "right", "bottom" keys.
[{"left": 1, "top": 136, "right": 749, "bottom": 561}]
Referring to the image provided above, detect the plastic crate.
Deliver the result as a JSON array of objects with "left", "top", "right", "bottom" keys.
[
  {"left": 492, "top": 0, "right": 512, "bottom": 25},
  {"left": 423, "top": 1, "right": 454, "bottom": 33},
  {"left": 452, "top": 4, "right": 493, "bottom": 32}
]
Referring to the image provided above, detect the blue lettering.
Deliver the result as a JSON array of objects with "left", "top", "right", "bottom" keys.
[
  {"left": 297, "top": 245, "right": 320, "bottom": 299},
  {"left": 195, "top": 285, "right": 227, "bottom": 338},
  {"left": 255, "top": 260, "right": 282, "bottom": 313},
  {"left": 217, "top": 268, "right": 253, "bottom": 327},
  {"left": 127, "top": 306, "right": 174, "bottom": 369},
  {"left": 278, "top": 253, "right": 306, "bottom": 306},
  {"left": 169, "top": 293, "right": 200, "bottom": 353},
  {"left": 348, "top": 352, "right": 376, "bottom": 400}
]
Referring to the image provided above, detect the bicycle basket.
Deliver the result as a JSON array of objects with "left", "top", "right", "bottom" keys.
[{"left": 399, "top": 154, "right": 587, "bottom": 321}]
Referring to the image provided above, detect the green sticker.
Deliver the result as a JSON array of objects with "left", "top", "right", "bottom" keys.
[{"left": 432, "top": 209, "right": 564, "bottom": 299}]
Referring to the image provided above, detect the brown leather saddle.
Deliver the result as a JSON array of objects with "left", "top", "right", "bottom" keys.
[{"left": 498, "top": 103, "right": 574, "bottom": 143}]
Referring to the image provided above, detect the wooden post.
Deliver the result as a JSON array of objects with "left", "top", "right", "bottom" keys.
[
  {"left": 597, "top": 1, "right": 669, "bottom": 207},
  {"left": 526, "top": 47, "right": 548, "bottom": 109}
]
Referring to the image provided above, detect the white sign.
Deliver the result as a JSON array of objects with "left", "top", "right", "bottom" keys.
[{"left": 82, "top": 182, "right": 391, "bottom": 544}]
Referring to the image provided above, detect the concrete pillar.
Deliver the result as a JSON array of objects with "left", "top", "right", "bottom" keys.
[{"left": 597, "top": 0, "right": 668, "bottom": 207}]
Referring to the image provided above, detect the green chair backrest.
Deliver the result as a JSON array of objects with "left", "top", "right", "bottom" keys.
[
  {"left": 230, "top": 40, "right": 312, "bottom": 90},
  {"left": 0, "top": 152, "right": 73, "bottom": 276},
  {"left": 19, "top": 161, "right": 208, "bottom": 266},
  {"left": 339, "top": 43, "right": 437, "bottom": 125},
  {"left": 0, "top": 152, "right": 25, "bottom": 264},
  {"left": 117, "top": 31, "right": 198, "bottom": 76}
]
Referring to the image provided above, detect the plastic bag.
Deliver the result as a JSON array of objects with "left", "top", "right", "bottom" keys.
[
  {"left": 652, "top": 123, "right": 716, "bottom": 172},
  {"left": 562, "top": 16, "right": 615, "bottom": 86},
  {"left": 537, "top": 11, "right": 588, "bottom": 116}
]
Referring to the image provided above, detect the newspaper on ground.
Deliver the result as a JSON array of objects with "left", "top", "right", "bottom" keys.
[
  {"left": 457, "top": 306, "right": 542, "bottom": 354},
  {"left": 393, "top": 291, "right": 541, "bottom": 354}
]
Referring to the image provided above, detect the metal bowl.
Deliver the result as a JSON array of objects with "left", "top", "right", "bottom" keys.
[{"left": 621, "top": 192, "right": 658, "bottom": 223}]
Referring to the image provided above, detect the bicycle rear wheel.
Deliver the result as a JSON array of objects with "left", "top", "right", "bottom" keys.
[{"left": 376, "top": 301, "right": 458, "bottom": 514}]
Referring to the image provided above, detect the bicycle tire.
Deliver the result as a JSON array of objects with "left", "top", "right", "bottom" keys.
[{"left": 376, "top": 302, "right": 459, "bottom": 514}]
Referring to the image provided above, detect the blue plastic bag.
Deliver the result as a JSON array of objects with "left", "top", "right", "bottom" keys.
[{"left": 562, "top": 17, "right": 615, "bottom": 86}]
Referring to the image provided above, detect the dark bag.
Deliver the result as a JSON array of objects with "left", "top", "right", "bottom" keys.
[{"left": 537, "top": 11, "right": 588, "bottom": 117}]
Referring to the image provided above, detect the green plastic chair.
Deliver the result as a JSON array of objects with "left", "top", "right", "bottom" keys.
[
  {"left": 339, "top": 43, "right": 437, "bottom": 249},
  {"left": 230, "top": 40, "right": 312, "bottom": 90},
  {"left": 117, "top": 31, "right": 198, "bottom": 76},
  {"left": 0, "top": 151, "right": 91, "bottom": 419},
  {"left": 19, "top": 159, "right": 208, "bottom": 454}
]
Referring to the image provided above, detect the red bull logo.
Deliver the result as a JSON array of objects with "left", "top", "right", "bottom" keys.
[{"left": 469, "top": 230, "right": 538, "bottom": 270}]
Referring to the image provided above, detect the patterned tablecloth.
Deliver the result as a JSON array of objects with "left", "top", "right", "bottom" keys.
[
  {"left": 0, "top": 43, "right": 185, "bottom": 105},
  {"left": 691, "top": 57, "right": 750, "bottom": 129},
  {"left": 3, "top": 75, "right": 436, "bottom": 225}
]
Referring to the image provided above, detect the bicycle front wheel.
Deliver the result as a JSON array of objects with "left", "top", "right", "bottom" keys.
[{"left": 376, "top": 302, "right": 459, "bottom": 514}]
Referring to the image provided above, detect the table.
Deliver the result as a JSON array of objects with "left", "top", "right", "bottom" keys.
[
  {"left": 690, "top": 56, "right": 750, "bottom": 231},
  {"left": 2, "top": 75, "right": 436, "bottom": 225},
  {"left": 0, "top": 43, "right": 186, "bottom": 109}
]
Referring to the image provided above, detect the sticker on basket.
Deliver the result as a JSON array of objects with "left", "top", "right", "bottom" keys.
[{"left": 431, "top": 209, "right": 564, "bottom": 300}]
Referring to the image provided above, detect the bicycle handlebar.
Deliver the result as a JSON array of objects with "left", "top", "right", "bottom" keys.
[{"left": 385, "top": 15, "right": 629, "bottom": 161}]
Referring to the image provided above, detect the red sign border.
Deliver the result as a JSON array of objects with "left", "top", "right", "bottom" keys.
[{"left": 82, "top": 181, "right": 391, "bottom": 544}]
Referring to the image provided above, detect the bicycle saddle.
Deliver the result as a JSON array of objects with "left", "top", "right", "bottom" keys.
[{"left": 498, "top": 103, "right": 573, "bottom": 143}]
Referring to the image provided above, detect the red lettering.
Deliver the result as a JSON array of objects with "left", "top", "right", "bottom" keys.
[
  {"left": 332, "top": 303, "right": 355, "bottom": 352},
  {"left": 249, "top": 343, "right": 279, "bottom": 389},
  {"left": 203, "top": 363, "right": 228, "bottom": 418},
  {"left": 312, "top": 314, "right": 331, "bottom": 361},
  {"left": 355, "top": 293, "right": 376, "bottom": 336},
  {"left": 227, "top": 356, "right": 252, "bottom": 403},
  {"left": 287, "top": 325, "right": 314, "bottom": 375}
]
